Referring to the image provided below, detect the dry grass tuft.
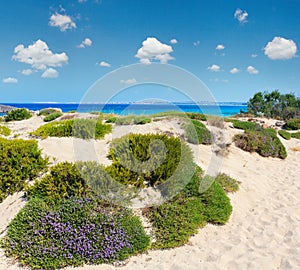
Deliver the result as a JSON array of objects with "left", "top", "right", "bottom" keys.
[{"left": 291, "top": 147, "right": 300, "bottom": 152}]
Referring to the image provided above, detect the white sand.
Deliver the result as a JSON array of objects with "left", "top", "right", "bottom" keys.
[{"left": 0, "top": 115, "right": 299, "bottom": 269}]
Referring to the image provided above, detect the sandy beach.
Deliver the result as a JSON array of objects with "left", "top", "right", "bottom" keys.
[{"left": 0, "top": 115, "right": 299, "bottom": 270}]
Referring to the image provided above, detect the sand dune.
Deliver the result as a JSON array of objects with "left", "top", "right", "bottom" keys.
[{"left": 0, "top": 116, "right": 299, "bottom": 269}]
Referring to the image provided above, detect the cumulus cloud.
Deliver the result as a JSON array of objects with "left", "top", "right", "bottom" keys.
[
  {"left": 251, "top": 54, "right": 258, "bottom": 58},
  {"left": 207, "top": 64, "right": 221, "bottom": 72},
  {"left": 41, "top": 68, "right": 59, "bottom": 78},
  {"left": 21, "top": 69, "right": 33, "bottom": 76},
  {"left": 12, "top": 39, "right": 68, "bottom": 70},
  {"left": 78, "top": 38, "right": 92, "bottom": 48},
  {"left": 170, "top": 39, "right": 178, "bottom": 44},
  {"left": 193, "top": 40, "right": 200, "bottom": 46},
  {"left": 230, "top": 68, "right": 239, "bottom": 74},
  {"left": 247, "top": 66, "right": 259, "bottom": 74},
  {"left": 99, "top": 61, "right": 111, "bottom": 67},
  {"left": 264, "top": 37, "right": 297, "bottom": 60},
  {"left": 2, "top": 77, "right": 18, "bottom": 83},
  {"left": 216, "top": 44, "right": 225, "bottom": 50},
  {"left": 135, "top": 37, "right": 174, "bottom": 64},
  {"left": 120, "top": 78, "right": 137, "bottom": 84},
  {"left": 49, "top": 13, "right": 76, "bottom": 31},
  {"left": 234, "top": 8, "right": 248, "bottom": 24}
]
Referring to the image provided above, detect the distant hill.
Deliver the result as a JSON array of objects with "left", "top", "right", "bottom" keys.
[{"left": 0, "top": 104, "right": 16, "bottom": 113}]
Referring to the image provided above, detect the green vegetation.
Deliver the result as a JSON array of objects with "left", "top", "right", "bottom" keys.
[
  {"left": 31, "top": 119, "right": 112, "bottom": 139},
  {"left": 5, "top": 108, "right": 32, "bottom": 122},
  {"left": 145, "top": 167, "right": 233, "bottom": 249},
  {"left": 183, "top": 119, "right": 212, "bottom": 144},
  {"left": 286, "top": 117, "right": 300, "bottom": 130},
  {"left": 291, "top": 132, "right": 300, "bottom": 139},
  {"left": 0, "top": 125, "right": 11, "bottom": 136},
  {"left": 105, "top": 116, "right": 117, "bottom": 123},
  {"left": 278, "top": 130, "right": 291, "bottom": 140},
  {"left": 0, "top": 138, "right": 48, "bottom": 202},
  {"left": 26, "top": 162, "right": 90, "bottom": 200},
  {"left": 38, "top": 108, "right": 61, "bottom": 116},
  {"left": 106, "top": 133, "right": 194, "bottom": 188},
  {"left": 215, "top": 173, "right": 239, "bottom": 193},
  {"left": 1, "top": 197, "right": 150, "bottom": 269},
  {"left": 247, "top": 90, "right": 300, "bottom": 120},
  {"left": 114, "top": 115, "right": 151, "bottom": 125},
  {"left": 234, "top": 128, "right": 287, "bottom": 159},
  {"left": 44, "top": 112, "right": 63, "bottom": 122},
  {"left": 229, "top": 119, "right": 261, "bottom": 131}
]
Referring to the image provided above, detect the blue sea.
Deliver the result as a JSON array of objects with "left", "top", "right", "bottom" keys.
[{"left": 1, "top": 103, "right": 247, "bottom": 117}]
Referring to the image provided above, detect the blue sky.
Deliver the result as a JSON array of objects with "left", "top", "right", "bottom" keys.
[{"left": 0, "top": 0, "right": 299, "bottom": 103}]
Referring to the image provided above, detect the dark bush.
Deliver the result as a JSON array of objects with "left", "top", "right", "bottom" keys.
[
  {"left": 286, "top": 118, "right": 300, "bottom": 130},
  {"left": 183, "top": 119, "right": 212, "bottom": 144},
  {"left": 278, "top": 130, "right": 291, "bottom": 140},
  {"left": 0, "top": 138, "right": 48, "bottom": 202},
  {"left": 1, "top": 197, "right": 150, "bottom": 269},
  {"left": 43, "top": 112, "right": 63, "bottom": 122},
  {"left": 291, "top": 132, "right": 300, "bottom": 139},
  {"left": 234, "top": 128, "right": 287, "bottom": 159},
  {"left": 5, "top": 108, "right": 32, "bottom": 122},
  {"left": 38, "top": 108, "right": 61, "bottom": 116},
  {"left": 230, "top": 119, "right": 261, "bottom": 131}
]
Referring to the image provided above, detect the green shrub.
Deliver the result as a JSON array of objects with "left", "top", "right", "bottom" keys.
[
  {"left": 234, "top": 128, "right": 287, "bottom": 159},
  {"left": 115, "top": 115, "right": 151, "bottom": 125},
  {"left": 5, "top": 108, "right": 32, "bottom": 122},
  {"left": 146, "top": 167, "right": 232, "bottom": 249},
  {"left": 0, "top": 138, "right": 48, "bottom": 202},
  {"left": 1, "top": 197, "right": 150, "bottom": 269},
  {"left": 215, "top": 173, "right": 239, "bottom": 193},
  {"left": 278, "top": 130, "right": 291, "bottom": 140},
  {"left": 186, "top": 112, "right": 207, "bottom": 121},
  {"left": 106, "top": 134, "right": 194, "bottom": 188},
  {"left": 286, "top": 118, "right": 300, "bottom": 130},
  {"left": 105, "top": 116, "right": 117, "bottom": 123},
  {"left": 230, "top": 119, "right": 261, "bottom": 131},
  {"left": 0, "top": 125, "right": 11, "bottom": 136},
  {"left": 44, "top": 112, "right": 63, "bottom": 122},
  {"left": 183, "top": 119, "right": 212, "bottom": 144},
  {"left": 32, "top": 119, "right": 112, "bottom": 139},
  {"left": 38, "top": 108, "right": 61, "bottom": 116},
  {"left": 26, "top": 162, "right": 90, "bottom": 200},
  {"left": 291, "top": 132, "right": 300, "bottom": 139}
]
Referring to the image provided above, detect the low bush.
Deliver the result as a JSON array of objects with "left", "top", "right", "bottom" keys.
[
  {"left": 215, "top": 173, "right": 239, "bottom": 193},
  {"left": 1, "top": 197, "right": 150, "bottom": 269},
  {"left": 44, "top": 112, "right": 63, "bottom": 122},
  {"left": 38, "top": 108, "right": 61, "bottom": 116},
  {"left": 183, "top": 119, "right": 212, "bottom": 145},
  {"left": 230, "top": 119, "right": 261, "bottom": 131},
  {"left": 5, "top": 108, "right": 32, "bottom": 122},
  {"left": 32, "top": 119, "right": 112, "bottom": 139},
  {"left": 146, "top": 167, "right": 232, "bottom": 249},
  {"left": 105, "top": 116, "right": 117, "bottom": 123},
  {"left": 26, "top": 162, "right": 90, "bottom": 200},
  {"left": 186, "top": 112, "right": 207, "bottom": 121},
  {"left": 291, "top": 132, "right": 300, "bottom": 139},
  {"left": 0, "top": 138, "right": 48, "bottom": 202},
  {"left": 278, "top": 130, "right": 291, "bottom": 140},
  {"left": 286, "top": 118, "right": 300, "bottom": 130},
  {"left": 106, "top": 133, "right": 193, "bottom": 188},
  {"left": 234, "top": 128, "right": 287, "bottom": 159},
  {"left": 115, "top": 115, "right": 151, "bottom": 125},
  {"left": 0, "top": 125, "right": 11, "bottom": 136}
]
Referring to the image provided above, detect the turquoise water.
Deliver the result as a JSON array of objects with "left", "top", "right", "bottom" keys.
[{"left": 1, "top": 103, "right": 247, "bottom": 117}]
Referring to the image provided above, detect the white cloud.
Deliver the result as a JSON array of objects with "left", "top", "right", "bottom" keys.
[
  {"left": 207, "top": 64, "right": 221, "bottom": 72},
  {"left": 135, "top": 37, "right": 174, "bottom": 64},
  {"left": 216, "top": 44, "right": 225, "bottom": 50},
  {"left": 78, "top": 0, "right": 87, "bottom": 2},
  {"left": 234, "top": 8, "right": 248, "bottom": 24},
  {"left": 230, "top": 68, "right": 239, "bottom": 74},
  {"left": 193, "top": 40, "right": 200, "bottom": 46},
  {"left": 264, "top": 37, "right": 297, "bottom": 60},
  {"left": 3, "top": 77, "right": 18, "bottom": 83},
  {"left": 120, "top": 78, "right": 137, "bottom": 84},
  {"left": 99, "top": 61, "right": 111, "bottom": 67},
  {"left": 41, "top": 68, "right": 59, "bottom": 78},
  {"left": 12, "top": 40, "right": 68, "bottom": 70},
  {"left": 247, "top": 66, "right": 259, "bottom": 74},
  {"left": 21, "top": 69, "right": 33, "bottom": 76},
  {"left": 49, "top": 13, "right": 76, "bottom": 32},
  {"left": 251, "top": 54, "right": 258, "bottom": 58},
  {"left": 170, "top": 39, "right": 178, "bottom": 44},
  {"left": 78, "top": 38, "right": 92, "bottom": 48}
]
